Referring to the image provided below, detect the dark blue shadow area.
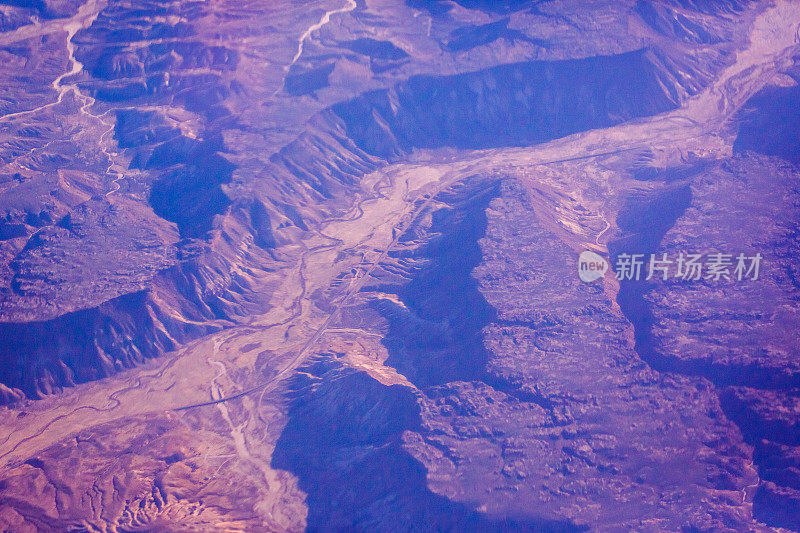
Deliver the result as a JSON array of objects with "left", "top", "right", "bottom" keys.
[
  {"left": 271, "top": 359, "right": 584, "bottom": 532},
  {"left": 377, "top": 182, "right": 498, "bottom": 387},
  {"left": 331, "top": 49, "right": 679, "bottom": 157},
  {"left": 734, "top": 78, "right": 800, "bottom": 164}
]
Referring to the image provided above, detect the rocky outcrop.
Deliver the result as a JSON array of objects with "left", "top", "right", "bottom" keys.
[
  {"left": 613, "top": 103, "right": 800, "bottom": 529},
  {"left": 0, "top": 240, "right": 269, "bottom": 399},
  {"left": 0, "top": 0, "right": 769, "bottom": 424},
  {"left": 272, "top": 178, "right": 759, "bottom": 530},
  {"left": 329, "top": 49, "right": 686, "bottom": 156},
  {"left": 0, "top": 413, "right": 276, "bottom": 531}
]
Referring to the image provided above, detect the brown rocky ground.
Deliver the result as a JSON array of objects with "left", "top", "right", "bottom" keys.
[{"left": 0, "top": 0, "right": 798, "bottom": 530}]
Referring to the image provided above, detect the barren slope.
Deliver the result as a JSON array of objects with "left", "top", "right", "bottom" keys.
[{"left": 0, "top": 0, "right": 799, "bottom": 531}]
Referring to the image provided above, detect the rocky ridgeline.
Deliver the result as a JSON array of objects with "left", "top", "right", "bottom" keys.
[
  {"left": 611, "top": 71, "right": 800, "bottom": 530},
  {"left": 1, "top": 0, "right": 796, "bottom": 530},
  {"left": 0, "top": 0, "right": 747, "bottom": 400}
]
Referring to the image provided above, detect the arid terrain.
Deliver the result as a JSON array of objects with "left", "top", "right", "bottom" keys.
[{"left": 0, "top": 0, "right": 799, "bottom": 530}]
